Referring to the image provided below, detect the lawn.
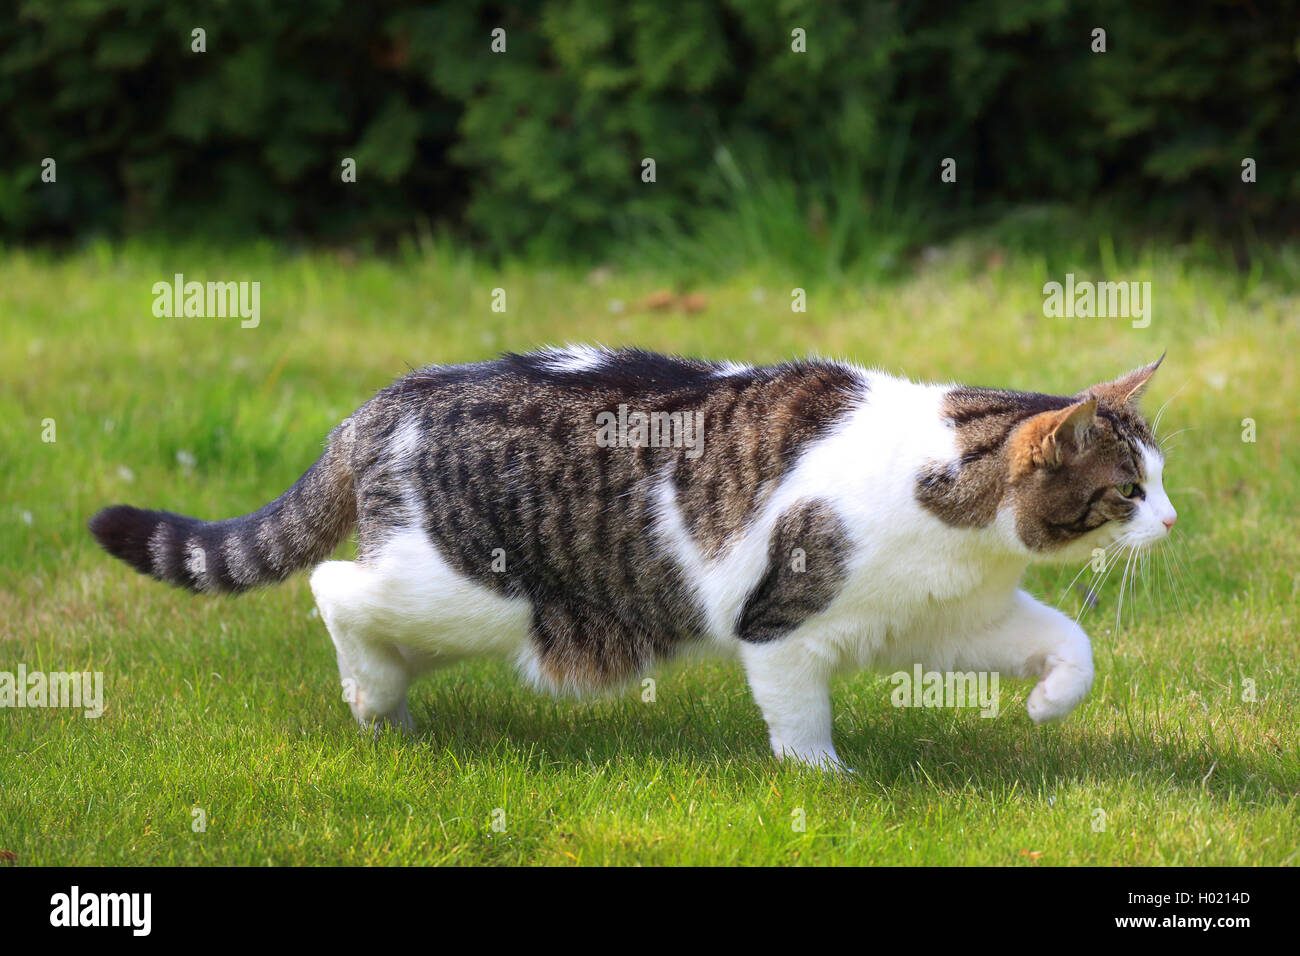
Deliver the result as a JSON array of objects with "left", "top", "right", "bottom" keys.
[{"left": 1, "top": 233, "right": 1297, "bottom": 865}]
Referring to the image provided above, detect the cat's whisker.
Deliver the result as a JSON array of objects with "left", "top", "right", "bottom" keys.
[
  {"left": 1167, "top": 537, "right": 1196, "bottom": 611},
  {"left": 1061, "top": 560, "right": 1097, "bottom": 606},
  {"left": 1160, "top": 547, "right": 1186, "bottom": 617},
  {"left": 1117, "top": 549, "right": 1132, "bottom": 631},
  {"left": 1150, "top": 381, "right": 1187, "bottom": 437},
  {"left": 1123, "top": 548, "right": 1138, "bottom": 622},
  {"left": 1075, "top": 545, "right": 1117, "bottom": 608},
  {"left": 1157, "top": 432, "right": 1194, "bottom": 456},
  {"left": 1140, "top": 544, "right": 1158, "bottom": 616},
  {"left": 1060, "top": 538, "right": 1123, "bottom": 608},
  {"left": 1148, "top": 546, "right": 1166, "bottom": 615},
  {"left": 1137, "top": 547, "right": 1149, "bottom": 613},
  {"left": 1155, "top": 548, "right": 1171, "bottom": 614},
  {"left": 1115, "top": 545, "right": 1139, "bottom": 634},
  {"left": 1142, "top": 545, "right": 1157, "bottom": 606},
  {"left": 1075, "top": 539, "right": 1129, "bottom": 625},
  {"left": 1093, "top": 545, "right": 1125, "bottom": 625}
]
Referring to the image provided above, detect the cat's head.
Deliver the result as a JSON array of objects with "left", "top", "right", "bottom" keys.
[{"left": 1003, "top": 358, "right": 1176, "bottom": 561}]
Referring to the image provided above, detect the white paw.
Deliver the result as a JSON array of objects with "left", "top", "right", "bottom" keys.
[
  {"left": 1026, "top": 661, "right": 1093, "bottom": 724},
  {"left": 774, "top": 743, "right": 852, "bottom": 773},
  {"left": 352, "top": 696, "right": 414, "bottom": 736}
]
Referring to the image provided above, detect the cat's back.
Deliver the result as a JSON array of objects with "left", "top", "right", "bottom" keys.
[{"left": 366, "top": 346, "right": 869, "bottom": 469}]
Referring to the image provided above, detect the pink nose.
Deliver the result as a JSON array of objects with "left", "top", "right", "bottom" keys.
[{"left": 1162, "top": 515, "right": 1177, "bottom": 530}]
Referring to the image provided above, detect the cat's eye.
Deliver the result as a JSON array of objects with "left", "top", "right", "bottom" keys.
[{"left": 1117, "top": 481, "right": 1143, "bottom": 498}]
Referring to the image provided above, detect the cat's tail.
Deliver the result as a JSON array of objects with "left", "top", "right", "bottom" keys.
[{"left": 88, "top": 422, "right": 357, "bottom": 594}]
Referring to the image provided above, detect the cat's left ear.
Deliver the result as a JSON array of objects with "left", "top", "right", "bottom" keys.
[{"left": 1087, "top": 353, "right": 1164, "bottom": 406}]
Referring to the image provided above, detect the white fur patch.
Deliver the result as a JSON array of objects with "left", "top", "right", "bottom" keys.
[
  {"left": 1127, "top": 444, "right": 1176, "bottom": 546},
  {"left": 538, "top": 344, "right": 609, "bottom": 374},
  {"left": 222, "top": 533, "right": 259, "bottom": 588},
  {"left": 184, "top": 537, "right": 210, "bottom": 590},
  {"left": 647, "top": 474, "right": 769, "bottom": 640},
  {"left": 256, "top": 505, "right": 290, "bottom": 571},
  {"left": 314, "top": 527, "right": 533, "bottom": 661},
  {"left": 147, "top": 522, "right": 173, "bottom": 577},
  {"left": 647, "top": 370, "right": 1031, "bottom": 669},
  {"left": 387, "top": 418, "right": 423, "bottom": 470}
]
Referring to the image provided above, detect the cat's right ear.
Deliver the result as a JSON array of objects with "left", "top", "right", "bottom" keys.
[
  {"left": 1008, "top": 398, "right": 1097, "bottom": 480},
  {"left": 1087, "top": 354, "right": 1164, "bottom": 407}
]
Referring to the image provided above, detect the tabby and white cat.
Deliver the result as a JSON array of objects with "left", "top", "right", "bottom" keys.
[{"left": 90, "top": 347, "right": 1176, "bottom": 769}]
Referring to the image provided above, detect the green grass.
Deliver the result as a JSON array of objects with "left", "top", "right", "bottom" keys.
[{"left": 1, "top": 231, "right": 1297, "bottom": 865}]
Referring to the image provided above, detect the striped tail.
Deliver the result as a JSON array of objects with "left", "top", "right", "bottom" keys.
[{"left": 88, "top": 430, "right": 356, "bottom": 594}]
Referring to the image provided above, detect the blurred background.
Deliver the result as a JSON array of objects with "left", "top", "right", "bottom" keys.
[{"left": 4, "top": 0, "right": 1297, "bottom": 271}]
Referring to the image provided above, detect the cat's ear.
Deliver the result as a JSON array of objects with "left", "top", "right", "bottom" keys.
[
  {"left": 1009, "top": 398, "right": 1098, "bottom": 479},
  {"left": 1088, "top": 354, "right": 1164, "bottom": 406}
]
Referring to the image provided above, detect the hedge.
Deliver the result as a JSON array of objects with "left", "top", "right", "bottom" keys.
[{"left": 3, "top": 0, "right": 1296, "bottom": 253}]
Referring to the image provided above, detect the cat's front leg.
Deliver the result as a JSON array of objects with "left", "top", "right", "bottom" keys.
[
  {"left": 962, "top": 590, "right": 1094, "bottom": 724},
  {"left": 1025, "top": 633, "right": 1094, "bottom": 725},
  {"left": 739, "top": 638, "right": 846, "bottom": 771}
]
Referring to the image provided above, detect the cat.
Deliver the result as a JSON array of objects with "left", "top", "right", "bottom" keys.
[{"left": 89, "top": 347, "right": 1177, "bottom": 770}]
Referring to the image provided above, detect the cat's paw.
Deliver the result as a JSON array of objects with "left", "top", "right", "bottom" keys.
[
  {"left": 1026, "top": 660, "right": 1093, "bottom": 724},
  {"left": 774, "top": 744, "right": 852, "bottom": 774},
  {"left": 354, "top": 698, "right": 415, "bottom": 737}
]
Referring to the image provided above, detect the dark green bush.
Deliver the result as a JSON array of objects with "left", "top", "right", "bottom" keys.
[{"left": 2, "top": 0, "right": 1295, "bottom": 255}]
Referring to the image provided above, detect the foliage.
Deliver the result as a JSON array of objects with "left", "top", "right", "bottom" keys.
[{"left": 2, "top": 1, "right": 1296, "bottom": 256}]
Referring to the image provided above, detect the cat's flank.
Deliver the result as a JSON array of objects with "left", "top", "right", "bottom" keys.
[{"left": 90, "top": 347, "right": 1177, "bottom": 769}]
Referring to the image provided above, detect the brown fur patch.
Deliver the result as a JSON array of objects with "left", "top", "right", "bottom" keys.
[
  {"left": 916, "top": 386, "right": 1076, "bottom": 528},
  {"left": 737, "top": 499, "right": 850, "bottom": 643},
  {"left": 1007, "top": 399, "right": 1097, "bottom": 481},
  {"left": 672, "top": 365, "right": 862, "bottom": 558}
]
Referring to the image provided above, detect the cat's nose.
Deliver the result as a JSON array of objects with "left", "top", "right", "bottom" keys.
[{"left": 1162, "top": 512, "right": 1177, "bottom": 530}]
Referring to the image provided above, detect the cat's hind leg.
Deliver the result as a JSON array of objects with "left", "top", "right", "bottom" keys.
[
  {"left": 311, "top": 559, "right": 414, "bottom": 734},
  {"left": 310, "top": 528, "right": 536, "bottom": 733}
]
